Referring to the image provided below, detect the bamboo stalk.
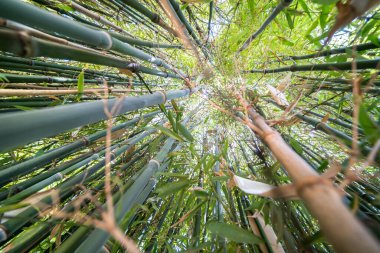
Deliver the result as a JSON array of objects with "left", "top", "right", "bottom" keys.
[
  {"left": 58, "top": 0, "right": 125, "bottom": 33},
  {"left": 238, "top": 99, "right": 380, "bottom": 253},
  {"left": 0, "top": 16, "right": 176, "bottom": 72},
  {"left": 0, "top": 19, "right": 94, "bottom": 52},
  {"left": 244, "top": 59, "right": 380, "bottom": 73},
  {"left": 237, "top": 0, "right": 293, "bottom": 54},
  {"left": 74, "top": 138, "right": 177, "bottom": 252},
  {"left": 0, "top": 88, "right": 151, "bottom": 96},
  {"left": 0, "top": 2, "right": 178, "bottom": 72},
  {"left": 0, "top": 30, "right": 180, "bottom": 78},
  {"left": 158, "top": 0, "right": 202, "bottom": 62},
  {"left": 167, "top": 0, "right": 210, "bottom": 59},
  {"left": 0, "top": 129, "right": 154, "bottom": 242},
  {"left": 0, "top": 55, "right": 126, "bottom": 80},
  {"left": 0, "top": 87, "right": 197, "bottom": 151},
  {"left": 0, "top": 111, "right": 160, "bottom": 186},
  {"left": 118, "top": 0, "right": 178, "bottom": 36},
  {"left": 0, "top": 0, "right": 113, "bottom": 49},
  {"left": 109, "top": 30, "right": 181, "bottom": 49},
  {"left": 285, "top": 39, "right": 380, "bottom": 61}
]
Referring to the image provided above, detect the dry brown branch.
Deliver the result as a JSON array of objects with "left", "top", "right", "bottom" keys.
[{"left": 157, "top": 0, "right": 202, "bottom": 63}]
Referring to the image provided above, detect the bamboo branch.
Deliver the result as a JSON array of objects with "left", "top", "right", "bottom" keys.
[
  {"left": 237, "top": 0, "right": 293, "bottom": 54},
  {"left": 244, "top": 59, "right": 380, "bottom": 74}
]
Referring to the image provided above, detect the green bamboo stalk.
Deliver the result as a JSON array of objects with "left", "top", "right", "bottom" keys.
[
  {"left": 73, "top": 137, "right": 177, "bottom": 252},
  {"left": 296, "top": 75, "right": 380, "bottom": 87},
  {"left": 110, "top": 0, "right": 161, "bottom": 34},
  {"left": 0, "top": 129, "right": 153, "bottom": 242},
  {"left": 0, "top": 87, "right": 197, "bottom": 151},
  {"left": 207, "top": 2, "right": 213, "bottom": 41},
  {"left": 244, "top": 59, "right": 380, "bottom": 74},
  {"left": 1, "top": 182, "right": 106, "bottom": 253},
  {"left": 117, "top": 0, "right": 177, "bottom": 36},
  {"left": 3, "top": 0, "right": 178, "bottom": 71},
  {"left": 0, "top": 111, "right": 159, "bottom": 186},
  {"left": 2, "top": 144, "right": 149, "bottom": 253},
  {"left": 0, "top": 146, "right": 102, "bottom": 201},
  {"left": 108, "top": 31, "right": 182, "bottom": 49},
  {"left": 237, "top": 0, "right": 293, "bottom": 54},
  {"left": 267, "top": 99, "right": 376, "bottom": 160},
  {"left": 0, "top": 0, "right": 112, "bottom": 49},
  {"left": 0, "top": 30, "right": 180, "bottom": 78},
  {"left": 32, "top": 0, "right": 104, "bottom": 28},
  {"left": 145, "top": 196, "right": 174, "bottom": 252},
  {"left": 55, "top": 159, "right": 147, "bottom": 253},
  {"left": 0, "top": 55, "right": 127, "bottom": 80},
  {"left": 167, "top": 0, "right": 208, "bottom": 58},
  {"left": 285, "top": 40, "right": 380, "bottom": 61}
]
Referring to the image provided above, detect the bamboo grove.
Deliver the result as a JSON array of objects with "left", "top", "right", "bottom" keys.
[{"left": 0, "top": 0, "right": 379, "bottom": 252}]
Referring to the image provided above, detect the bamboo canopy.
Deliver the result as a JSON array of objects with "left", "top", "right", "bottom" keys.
[{"left": 0, "top": 0, "right": 379, "bottom": 253}]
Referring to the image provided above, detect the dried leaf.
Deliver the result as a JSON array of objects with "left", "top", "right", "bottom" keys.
[
  {"left": 118, "top": 68, "right": 134, "bottom": 76},
  {"left": 321, "top": 113, "right": 330, "bottom": 123},
  {"left": 267, "top": 84, "right": 289, "bottom": 106},
  {"left": 233, "top": 175, "right": 276, "bottom": 195},
  {"left": 277, "top": 73, "right": 292, "bottom": 92},
  {"left": 214, "top": 170, "right": 225, "bottom": 176}
]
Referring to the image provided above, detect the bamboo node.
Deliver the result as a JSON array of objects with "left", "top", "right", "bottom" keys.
[
  {"left": 91, "top": 153, "right": 100, "bottom": 160},
  {"left": 295, "top": 176, "right": 332, "bottom": 195},
  {"left": 54, "top": 172, "right": 63, "bottom": 180},
  {"left": 17, "top": 31, "right": 33, "bottom": 57},
  {"left": 82, "top": 137, "right": 90, "bottom": 146},
  {"left": 0, "top": 225, "right": 8, "bottom": 242},
  {"left": 151, "top": 13, "right": 161, "bottom": 23},
  {"left": 149, "top": 159, "right": 160, "bottom": 168},
  {"left": 261, "top": 130, "right": 278, "bottom": 142},
  {"left": 157, "top": 90, "right": 167, "bottom": 103},
  {"left": 127, "top": 63, "right": 140, "bottom": 73},
  {"left": 99, "top": 31, "right": 113, "bottom": 50}
]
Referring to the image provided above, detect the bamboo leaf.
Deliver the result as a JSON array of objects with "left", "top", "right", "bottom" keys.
[
  {"left": 298, "top": 0, "right": 312, "bottom": 19},
  {"left": 177, "top": 123, "right": 194, "bottom": 142},
  {"left": 247, "top": 0, "right": 255, "bottom": 15},
  {"left": 77, "top": 70, "right": 84, "bottom": 100},
  {"left": 157, "top": 172, "right": 189, "bottom": 179},
  {"left": 154, "top": 125, "right": 185, "bottom": 142},
  {"left": 13, "top": 105, "right": 33, "bottom": 111},
  {"left": 156, "top": 180, "right": 192, "bottom": 197},
  {"left": 167, "top": 111, "right": 177, "bottom": 132},
  {"left": 285, "top": 11, "right": 294, "bottom": 30},
  {"left": 206, "top": 221, "right": 262, "bottom": 244},
  {"left": 359, "top": 104, "right": 380, "bottom": 145},
  {"left": 289, "top": 138, "right": 303, "bottom": 154},
  {"left": 368, "top": 35, "right": 380, "bottom": 46},
  {"left": 311, "top": 0, "right": 338, "bottom": 5},
  {"left": 171, "top": 200, "right": 206, "bottom": 227}
]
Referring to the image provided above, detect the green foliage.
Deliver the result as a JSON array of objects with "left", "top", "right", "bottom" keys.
[
  {"left": 155, "top": 180, "right": 193, "bottom": 197},
  {"left": 206, "top": 221, "right": 262, "bottom": 244},
  {"left": 177, "top": 122, "right": 195, "bottom": 142},
  {"left": 77, "top": 70, "right": 84, "bottom": 101},
  {"left": 359, "top": 104, "right": 380, "bottom": 145},
  {"left": 311, "top": 0, "right": 338, "bottom": 6},
  {"left": 155, "top": 125, "right": 185, "bottom": 142}
]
